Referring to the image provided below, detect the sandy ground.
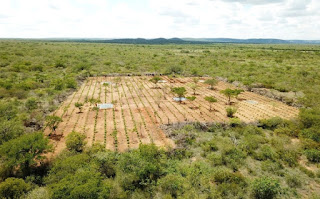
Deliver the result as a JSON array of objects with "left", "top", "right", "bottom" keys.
[{"left": 45, "top": 76, "right": 299, "bottom": 154}]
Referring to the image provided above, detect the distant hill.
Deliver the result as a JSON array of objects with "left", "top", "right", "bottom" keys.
[
  {"left": 183, "top": 38, "right": 320, "bottom": 44},
  {"left": 8, "top": 37, "right": 320, "bottom": 44}
]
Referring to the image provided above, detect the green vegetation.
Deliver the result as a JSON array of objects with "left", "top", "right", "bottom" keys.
[
  {"left": 74, "top": 102, "right": 84, "bottom": 113},
  {"left": 149, "top": 76, "right": 162, "bottom": 88},
  {"left": 204, "top": 96, "right": 217, "bottom": 111},
  {"left": 171, "top": 87, "right": 187, "bottom": 103},
  {"left": 0, "top": 41, "right": 320, "bottom": 198},
  {"left": 226, "top": 106, "right": 237, "bottom": 117},
  {"left": 65, "top": 131, "right": 87, "bottom": 152},
  {"left": 204, "top": 78, "right": 217, "bottom": 90}
]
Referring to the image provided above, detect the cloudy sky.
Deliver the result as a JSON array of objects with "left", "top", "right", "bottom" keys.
[{"left": 0, "top": 0, "right": 319, "bottom": 39}]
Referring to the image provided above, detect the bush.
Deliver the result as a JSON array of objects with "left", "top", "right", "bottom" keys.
[
  {"left": 305, "top": 149, "right": 320, "bottom": 163},
  {"left": 65, "top": 131, "right": 87, "bottom": 152},
  {"left": 259, "top": 117, "right": 284, "bottom": 130},
  {"left": 278, "top": 148, "right": 298, "bottom": 167},
  {"left": 252, "top": 177, "right": 280, "bottom": 199},
  {"left": 254, "top": 145, "right": 278, "bottom": 161},
  {"left": 65, "top": 77, "right": 77, "bottom": 89},
  {"left": 285, "top": 174, "right": 302, "bottom": 188},
  {"left": 201, "top": 139, "right": 218, "bottom": 153},
  {"left": 158, "top": 174, "right": 186, "bottom": 198},
  {"left": 0, "top": 177, "right": 31, "bottom": 199},
  {"left": 229, "top": 118, "right": 242, "bottom": 127},
  {"left": 25, "top": 97, "right": 38, "bottom": 111},
  {"left": 226, "top": 107, "right": 237, "bottom": 118}
]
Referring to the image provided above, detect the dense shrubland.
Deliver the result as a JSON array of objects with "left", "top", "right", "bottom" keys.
[{"left": 0, "top": 40, "right": 320, "bottom": 198}]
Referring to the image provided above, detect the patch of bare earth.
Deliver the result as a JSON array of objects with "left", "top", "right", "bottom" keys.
[{"left": 45, "top": 76, "right": 299, "bottom": 155}]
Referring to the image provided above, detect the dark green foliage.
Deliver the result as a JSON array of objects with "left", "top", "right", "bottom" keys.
[
  {"left": 0, "top": 132, "right": 51, "bottom": 176},
  {"left": 158, "top": 174, "right": 186, "bottom": 198},
  {"left": 65, "top": 131, "right": 87, "bottom": 152},
  {"left": 49, "top": 168, "right": 102, "bottom": 199},
  {"left": 259, "top": 117, "right": 284, "bottom": 130},
  {"left": 252, "top": 177, "right": 280, "bottom": 199},
  {"left": 0, "top": 177, "right": 31, "bottom": 199},
  {"left": 25, "top": 97, "right": 38, "bottom": 111},
  {"left": 305, "top": 149, "right": 320, "bottom": 163}
]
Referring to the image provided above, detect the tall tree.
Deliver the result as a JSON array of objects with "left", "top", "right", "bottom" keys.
[{"left": 0, "top": 132, "right": 52, "bottom": 176}]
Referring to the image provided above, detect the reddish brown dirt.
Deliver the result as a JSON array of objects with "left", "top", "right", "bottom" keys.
[{"left": 45, "top": 76, "right": 299, "bottom": 154}]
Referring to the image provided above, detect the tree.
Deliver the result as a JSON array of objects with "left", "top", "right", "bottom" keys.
[
  {"left": 45, "top": 115, "right": 62, "bottom": 135},
  {"left": 186, "top": 96, "right": 197, "bottom": 109},
  {"left": 220, "top": 88, "right": 234, "bottom": 105},
  {"left": 205, "top": 78, "right": 217, "bottom": 90},
  {"left": 233, "top": 89, "right": 244, "bottom": 100},
  {"left": 149, "top": 76, "right": 162, "bottom": 88},
  {"left": 189, "top": 83, "right": 199, "bottom": 95},
  {"left": 204, "top": 96, "right": 217, "bottom": 111},
  {"left": 171, "top": 87, "right": 187, "bottom": 104},
  {"left": 220, "top": 89, "right": 244, "bottom": 105},
  {"left": 75, "top": 102, "right": 84, "bottom": 113},
  {"left": 66, "top": 131, "right": 87, "bottom": 152},
  {"left": 252, "top": 177, "right": 280, "bottom": 199},
  {"left": 0, "top": 178, "right": 31, "bottom": 199},
  {"left": 0, "top": 132, "right": 51, "bottom": 176}
]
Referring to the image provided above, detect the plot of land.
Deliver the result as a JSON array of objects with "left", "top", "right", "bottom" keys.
[{"left": 45, "top": 76, "right": 299, "bottom": 154}]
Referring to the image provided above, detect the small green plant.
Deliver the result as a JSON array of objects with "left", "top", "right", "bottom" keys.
[
  {"left": 75, "top": 102, "right": 84, "bottom": 113},
  {"left": 204, "top": 96, "right": 217, "bottom": 111},
  {"left": 149, "top": 76, "right": 162, "bottom": 88},
  {"left": 226, "top": 106, "right": 237, "bottom": 117}
]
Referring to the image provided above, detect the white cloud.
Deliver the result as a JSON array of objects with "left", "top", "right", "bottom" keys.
[{"left": 0, "top": 0, "right": 319, "bottom": 39}]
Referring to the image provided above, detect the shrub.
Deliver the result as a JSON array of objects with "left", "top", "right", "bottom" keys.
[
  {"left": 25, "top": 97, "right": 38, "bottom": 111},
  {"left": 201, "top": 139, "right": 218, "bottom": 153},
  {"left": 285, "top": 174, "right": 302, "bottom": 188},
  {"left": 158, "top": 174, "right": 186, "bottom": 198},
  {"left": 226, "top": 107, "right": 237, "bottom": 118},
  {"left": 254, "top": 145, "right": 278, "bottom": 161},
  {"left": 300, "top": 127, "right": 320, "bottom": 142},
  {"left": 65, "top": 77, "right": 77, "bottom": 89},
  {"left": 0, "top": 178, "right": 31, "bottom": 199},
  {"left": 65, "top": 131, "right": 87, "bottom": 152},
  {"left": 25, "top": 187, "right": 50, "bottom": 199},
  {"left": 252, "top": 177, "right": 280, "bottom": 199},
  {"left": 278, "top": 148, "right": 298, "bottom": 167},
  {"left": 305, "top": 149, "right": 320, "bottom": 163},
  {"left": 229, "top": 118, "right": 242, "bottom": 127},
  {"left": 259, "top": 117, "right": 284, "bottom": 130}
]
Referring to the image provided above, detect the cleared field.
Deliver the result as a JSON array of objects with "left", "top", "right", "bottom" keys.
[{"left": 45, "top": 76, "right": 299, "bottom": 154}]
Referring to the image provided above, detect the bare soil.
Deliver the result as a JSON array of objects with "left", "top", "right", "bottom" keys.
[{"left": 46, "top": 76, "right": 299, "bottom": 155}]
